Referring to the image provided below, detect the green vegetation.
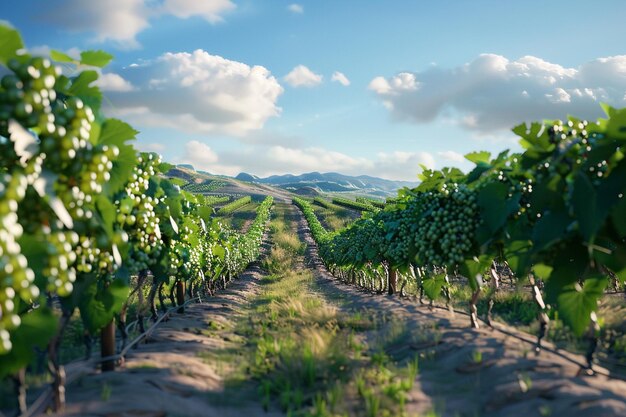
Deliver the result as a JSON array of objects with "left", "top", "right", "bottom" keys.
[
  {"left": 297, "top": 105, "right": 626, "bottom": 371},
  {"left": 205, "top": 195, "right": 230, "bottom": 206},
  {"left": 313, "top": 196, "right": 336, "bottom": 209},
  {"left": 217, "top": 195, "right": 252, "bottom": 215},
  {"left": 209, "top": 205, "right": 432, "bottom": 416},
  {"left": 331, "top": 196, "right": 378, "bottom": 212},
  {"left": 183, "top": 180, "right": 227, "bottom": 193},
  {"left": 356, "top": 196, "right": 386, "bottom": 209},
  {"left": 0, "top": 25, "right": 273, "bottom": 413}
]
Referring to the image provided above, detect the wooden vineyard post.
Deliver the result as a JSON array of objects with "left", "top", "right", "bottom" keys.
[
  {"left": 388, "top": 267, "right": 398, "bottom": 295},
  {"left": 529, "top": 274, "right": 549, "bottom": 353},
  {"left": 176, "top": 280, "right": 186, "bottom": 313},
  {"left": 469, "top": 288, "right": 481, "bottom": 329},
  {"left": 101, "top": 319, "right": 116, "bottom": 372}
]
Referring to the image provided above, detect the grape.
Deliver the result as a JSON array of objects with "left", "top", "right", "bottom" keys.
[{"left": 0, "top": 172, "right": 38, "bottom": 354}]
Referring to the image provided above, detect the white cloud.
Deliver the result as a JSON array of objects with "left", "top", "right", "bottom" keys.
[
  {"left": 182, "top": 140, "right": 218, "bottom": 164},
  {"left": 438, "top": 150, "right": 465, "bottom": 164},
  {"left": 370, "top": 53, "right": 626, "bottom": 132},
  {"left": 137, "top": 142, "right": 165, "bottom": 152},
  {"left": 96, "top": 73, "right": 135, "bottom": 92},
  {"left": 284, "top": 65, "right": 323, "bottom": 88},
  {"left": 187, "top": 145, "right": 436, "bottom": 181},
  {"left": 39, "top": 0, "right": 235, "bottom": 48},
  {"left": 331, "top": 71, "right": 350, "bottom": 86},
  {"left": 103, "top": 49, "right": 283, "bottom": 136},
  {"left": 178, "top": 141, "right": 241, "bottom": 176},
  {"left": 159, "top": 0, "right": 236, "bottom": 23},
  {"left": 287, "top": 4, "right": 304, "bottom": 14},
  {"left": 368, "top": 77, "right": 391, "bottom": 94},
  {"left": 41, "top": 0, "right": 150, "bottom": 48}
]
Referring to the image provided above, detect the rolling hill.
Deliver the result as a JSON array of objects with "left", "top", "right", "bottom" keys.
[{"left": 235, "top": 171, "right": 417, "bottom": 195}]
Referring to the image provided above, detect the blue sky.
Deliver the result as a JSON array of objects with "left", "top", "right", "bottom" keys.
[{"left": 2, "top": 0, "right": 626, "bottom": 180}]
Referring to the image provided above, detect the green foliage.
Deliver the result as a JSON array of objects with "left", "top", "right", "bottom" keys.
[
  {"left": 356, "top": 196, "right": 386, "bottom": 209},
  {"left": 296, "top": 107, "right": 626, "bottom": 341},
  {"left": 183, "top": 180, "right": 227, "bottom": 193},
  {"left": 0, "top": 25, "right": 274, "bottom": 377},
  {"left": 331, "top": 196, "right": 378, "bottom": 212},
  {"left": 0, "top": 25, "right": 23, "bottom": 65},
  {"left": 217, "top": 195, "right": 252, "bottom": 215}
]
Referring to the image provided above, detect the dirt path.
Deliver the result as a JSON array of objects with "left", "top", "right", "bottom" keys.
[
  {"left": 291, "top": 202, "right": 626, "bottom": 417},
  {"left": 50, "top": 233, "right": 282, "bottom": 417}
]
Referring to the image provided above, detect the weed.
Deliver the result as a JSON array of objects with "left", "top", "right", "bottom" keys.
[{"left": 100, "top": 382, "right": 111, "bottom": 401}]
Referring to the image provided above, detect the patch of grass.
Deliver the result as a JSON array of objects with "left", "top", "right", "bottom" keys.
[
  {"left": 100, "top": 382, "right": 112, "bottom": 401},
  {"left": 200, "top": 204, "right": 440, "bottom": 416}
]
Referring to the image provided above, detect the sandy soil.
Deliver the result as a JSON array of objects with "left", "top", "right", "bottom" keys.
[{"left": 49, "top": 234, "right": 282, "bottom": 417}]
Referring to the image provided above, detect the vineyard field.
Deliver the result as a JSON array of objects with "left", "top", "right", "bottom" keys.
[{"left": 2, "top": 20, "right": 626, "bottom": 417}]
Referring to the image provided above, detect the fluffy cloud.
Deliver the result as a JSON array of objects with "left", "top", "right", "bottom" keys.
[
  {"left": 287, "top": 4, "right": 304, "bottom": 14},
  {"left": 437, "top": 150, "right": 465, "bottom": 164},
  {"left": 181, "top": 140, "right": 218, "bottom": 164},
  {"left": 39, "top": 0, "right": 235, "bottom": 47},
  {"left": 96, "top": 73, "right": 135, "bottom": 92},
  {"left": 284, "top": 65, "right": 323, "bottom": 88},
  {"left": 137, "top": 142, "right": 165, "bottom": 152},
  {"left": 178, "top": 141, "right": 241, "bottom": 176},
  {"left": 177, "top": 143, "right": 438, "bottom": 181},
  {"left": 103, "top": 50, "right": 283, "bottom": 136},
  {"left": 369, "top": 54, "right": 626, "bottom": 132},
  {"left": 331, "top": 71, "right": 350, "bottom": 86},
  {"left": 158, "top": 0, "right": 235, "bottom": 23}
]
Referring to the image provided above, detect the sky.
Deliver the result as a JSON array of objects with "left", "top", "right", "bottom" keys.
[{"left": 2, "top": 0, "right": 626, "bottom": 181}]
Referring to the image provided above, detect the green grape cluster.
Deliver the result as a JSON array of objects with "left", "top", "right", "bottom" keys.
[
  {"left": 119, "top": 154, "right": 163, "bottom": 274},
  {"left": 0, "top": 172, "right": 38, "bottom": 354},
  {"left": 414, "top": 185, "right": 479, "bottom": 266},
  {"left": 0, "top": 57, "right": 59, "bottom": 134},
  {"left": 75, "top": 236, "right": 115, "bottom": 274},
  {"left": 79, "top": 145, "right": 117, "bottom": 194},
  {"left": 43, "top": 231, "right": 78, "bottom": 296},
  {"left": 41, "top": 96, "right": 95, "bottom": 169},
  {"left": 42, "top": 145, "right": 118, "bottom": 253}
]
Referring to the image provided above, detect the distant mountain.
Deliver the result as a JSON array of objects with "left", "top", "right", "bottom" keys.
[
  {"left": 235, "top": 171, "right": 418, "bottom": 195},
  {"left": 235, "top": 172, "right": 260, "bottom": 182},
  {"left": 177, "top": 164, "right": 195, "bottom": 171}
]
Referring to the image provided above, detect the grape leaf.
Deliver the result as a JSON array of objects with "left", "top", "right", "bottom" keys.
[
  {"left": 532, "top": 263, "right": 553, "bottom": 280},
  {"left": 572, "top": 172, "right": 600, "bottom": 241},
  {"left": 50, "top": 49, "right": 77, "bottom": 64},
  {"left": 68, "top": 70, "right": 102, "bottom": 112},
  {"left": 477, "top": 182, "right": 518, "bottom": 234},
  {"left": 80, "top": 50, "right": 113, "bottom": 68},
  {"left": 532, "top": 209, "right": 571, "bottom": 251},
  {"left": 504, "top": 239, "right": 533, "bottom": 279},
  {"left": 459, "top": 255, "right": 491, "bottom": 291},
  {"left": 76, "top": 276, "right": 129, "bottom": 333},
  {"left": 18, "top": 234, "right": 48, "bottom": 289},
  {"left": 605, "top": 106, "right": 626, "bottom": 140},
  {"left": 96, "top": 194, "right": 116, "bottom": 236},
  {"left": 556, "top": 276, "right": 607, "bottom": 336},
  {"left": 545, "top": 243, "right": 589, "bottom": 304},
  {"left": 0, "top": 308, "right": 57, "bottom": 378},
  {"left": 0, "top": 24, "right": 24, "bottom": 65},
  {"left": 422, "top": 272, "right": 446, "bottom": 300},
  {"left": 612, "top": 196, "right": 626, "bottom": 237},
  {"left": 464, "top": 151, "right": 491, "bottom": 164},
  {"left": 99, "top": 119, "right": 138, "bottom": 195}
]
